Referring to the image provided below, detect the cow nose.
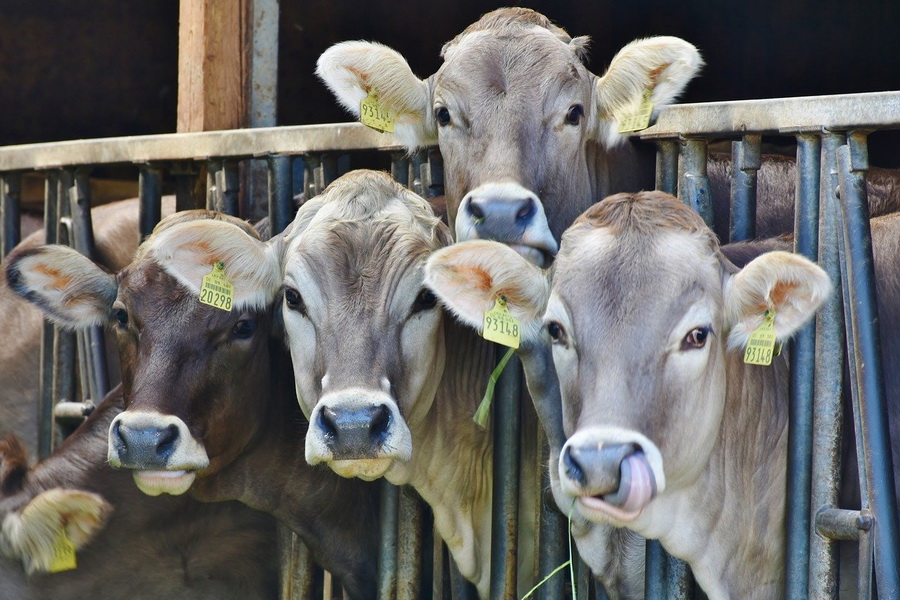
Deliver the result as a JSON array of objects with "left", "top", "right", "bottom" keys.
[
  {"left": 465, "top": 192, "right": 538, "bottom": 237},
  {"left": 317, "top": 404, "right": 393, "bottom": 459},
  {"left": 562, "top": 442, "right": 638, "bottom": 496},
  {"left": 111, "top": 422, "right": 179, "bottom": 469}
]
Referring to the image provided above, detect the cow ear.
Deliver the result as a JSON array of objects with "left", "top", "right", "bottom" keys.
[
  {"left": 0, "top": 488, "right": 113, "bottom": 574},
  {"left": 5, "top": 245, "right": 116, "bottom": 329},
  {"left": 593, "top": 36, "right": 703, "bottom": 148},
  {"left": 724, "top": 251, "right": 832, "bottom": 350},
  {"left": 425, "top": 240, "right": 550, "bottom": 343},
  {"left": 316, "top": 41, "right": 436, "bottom": 150},
  {"left": 149, "top": 220, "right": 282, "bottom": 312}
]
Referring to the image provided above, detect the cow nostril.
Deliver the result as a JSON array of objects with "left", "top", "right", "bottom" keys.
[
  {"left": 156, "top": 424, "right": 179, "bottom": 459},
  {"left": 563, "top": 446, "right": 586, "bottom": 486},
  {"left": 318, "top": 407, "right": 339, "bottom": 440},
  {"left": 467, "top": 201, "right": 485, "bottom": 221},
  {"left": 369, "top": 404, "right": 391, "bottom": 443},
  {"left": 515, "top": 198, "right": 536, "bottom": 221}
]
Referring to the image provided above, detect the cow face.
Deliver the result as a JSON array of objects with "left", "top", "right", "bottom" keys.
[
  {"left": 5, "top": 212, "right": 283, "bottom": 496},
  {"left": 317, "top": 8, "right": 702, "bottom": 266},
  {"left": 280, "top": 171, "right": 451, "bottom": 481}
]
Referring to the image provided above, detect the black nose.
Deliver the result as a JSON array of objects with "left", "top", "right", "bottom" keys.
[
  {"left": 317, "top": 404, "right": 392, "bottom": 459},
  {"left": 111, "top": 422, "right": 179, "bottom": 469}
]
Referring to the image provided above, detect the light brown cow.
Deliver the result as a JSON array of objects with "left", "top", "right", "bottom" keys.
[{"left": 424, "top": 191, "right": 852, "bottom": 599}]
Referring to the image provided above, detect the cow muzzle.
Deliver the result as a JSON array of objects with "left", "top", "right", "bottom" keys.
[
  {"left": 558, "top": 428, "right": 665, "bottom": 523},
  {"left": 108, "top": 411, "right": 210, "bottom": 496},
  {"left": 456, "top": 182, "right": 558, "bottom": 267},
  {"left": 305, "top": 389, "right": 412, "bottom": 481}
]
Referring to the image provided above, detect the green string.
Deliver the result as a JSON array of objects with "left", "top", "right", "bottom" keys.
[
  {"left": 473, "top": 347, "right": 516, "bottom": 428},
  {"left": 519, "top": 501, "right": 578, "bottom": 600}
]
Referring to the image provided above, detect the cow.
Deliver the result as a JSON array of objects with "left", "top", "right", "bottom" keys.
[
  {"left": 424, "top": 191, "right": 900, "bottom": 598},
  {"left": 5, "top": 209, "right": 381, "bottom": 599},
  {"left": 1, "top": 196, "right": 175, "bottom": 461},
  {"left": 0, "top": 386, "right": 279, "bottom": 600},
  {"left": 316, "top": 7, "right": 900, "bottom": 266}
]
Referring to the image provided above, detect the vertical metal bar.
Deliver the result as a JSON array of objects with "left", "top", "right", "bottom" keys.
[
  {"left": 785, "top": 134, "right": 821, "bottom": 600},
  {"left": 808, "top": 132, "right": 846, "bottom": 599},
  {"left": 729, "top": 134, "right": 761, "bottom": 242},
  {"left": 391, "top": 154, "right": 410, "bottom": 188},
  {"left": 277, "top": 524, "right": 315, "bottom": 600},
  {"left": 139, "top": 164, "right": 162, "bottom": 239},
  {"left": 573, "top": 557, "right": 591, "bottom": 599},
  {"left": 409, "top": 151, "right": 427, "bottom": 196},
  {"left": 378, "top": 480, "right": 399, "bottom": 600},
  {"left": 644, "top": 540, "right": 666, "bottom": 600},
  {"left": 427, "top": 148, "right": 445, "bottom": 198},
  {"left": 679, "top": 139, "right": 713, "bottom": 228},
  {"left": 214, "top": 160, "right": 241, "bottom": 216},
  {"left": 655, "top": 140, "right": 679, "bottom": 195},
  {"left": 172, "top": 162, "right": 201, "bottom": 212},
  {"left": 837, "top": 135, "right": 900, "bottom": 599},
  {"left": 490, "top": 353, "right": 522, "bottom": 600},
  {"left": 267, "top": 155, "right": 294, "bottom": 235},
  {"left": 537, "top": 445, "right": 566, "bottom": 600},
  {"left": 666, "top": 555, "right": 694, "bottom": 599},
  {"left": 206, "top": 160, "right": 220, "bottom": 210},
  {"left": 1, "top": 171, "right": 22, "bottom": 258},
  {"left": 320, "top": 154, "right": 339, "bottom": 189},
  {"left": 396, "top": 491, "right": 424, "bottom": 600},
  {"left": 304, "top": 154, "right": 321, "bottom": 197},
  {"left": 37, "top": 173, "right": 60, "bottom": 460}
]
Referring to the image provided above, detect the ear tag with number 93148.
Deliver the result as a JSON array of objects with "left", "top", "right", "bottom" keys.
[
  {"left": 360, "top": 91, "right": 395, "bottom": 133},
  {"left": 48, "top": 528, "right": 77, "bottom": 573},
  {"left": 199, "top": 262, "right": 234, "bottom": 312},
  {"left": 482, "top": 295, "right": 520, "bottom": 349},
  {"left": 743, "top": 309, "right": 777, "bottom": 366}
]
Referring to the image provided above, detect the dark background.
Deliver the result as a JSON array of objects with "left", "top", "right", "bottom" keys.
[{"left": 2, "top": 0, "right": 899, "bottom": 161}]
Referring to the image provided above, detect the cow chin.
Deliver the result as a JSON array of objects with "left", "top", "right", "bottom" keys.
[
  {"left": 327, "top": 458, "right": 395, "bottom": 482},
  {"left": 132, "top": 469, "right": 197, "bottom": 496}
]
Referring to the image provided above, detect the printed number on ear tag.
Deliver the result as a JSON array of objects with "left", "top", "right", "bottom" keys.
[
  {"left": 199, "top": 262, "right": 234, "bottom": 312},
  {"left": 618, "top": 89, "right": 654, "bottom": 134},
  {"left": 48, "top": 529, "right": 77, "bottom": 573},
  {"left": 744, "top": 310, "right": 777, "bottom": 366},
  {"left": 360, "top": 92, "right": 395, "bottom": 133},
  {"left": 482, "top": 296, "right": 521, "bottom": 349}
]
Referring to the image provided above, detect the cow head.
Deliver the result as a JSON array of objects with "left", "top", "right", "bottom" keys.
[
  {"left": 6, "top": 212, "right": 282, "bottom": 496},
  {"left": 317, "top": 7, "right": 702, "bottom": 266},
  {"left": 425, "top": 191, "right": 830, "bottom": 531},
  {"left": 279, "top": 170, "right": 452, "bottom": 481}
]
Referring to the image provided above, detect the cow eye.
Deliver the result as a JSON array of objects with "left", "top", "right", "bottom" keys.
[
  {"left": 434, "top": 106, "right": 451, "bottom": 127},
  {"left": 682, "top": 326, "right": 712, "bottom": 350},
  {"left": 283, "top": 286, "right": 307, "bottom": 316},
  {"left": 114, "top": 308, "right": 129, "bottom": 327},
  {"left": 565, "top": 104, "right": 584, "bottom": 126},
  {"left": 232, "top": 319, "right": 257, "bottom": 339},
  {"left": 547, "top": 321, "right": 567, "bottom": 344},
  {"left": 411, "top": 288, "right": 438, "bottom": 314}
]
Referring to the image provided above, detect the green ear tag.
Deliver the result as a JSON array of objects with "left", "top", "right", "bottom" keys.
[
  {"left": 48, "top": 529, "right": 77, "bottom": 573},
  {"left": 618, "top": 89, "right": 654, "bottom": 134},
  {"left": 482, "top": 295, "right": 521, "bottom": 349},
  {"left": 360, "top": 91, "right": 395, "bottom": 133},
  {"left": 744, "top": 310, "right": 777, "bottom": 366},
  {"left": 199, "top": 262, "right": 234, "bottom": 312}
]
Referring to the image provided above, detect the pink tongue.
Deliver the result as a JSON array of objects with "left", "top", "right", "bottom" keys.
[{"left": 614, "top": 453, "right": 656, "bottom": 513}]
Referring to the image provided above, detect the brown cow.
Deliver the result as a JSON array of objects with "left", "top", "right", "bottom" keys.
[
  {"left": 0, "top": 386, "right": 278, "bottom": 600},
  {"left": 5, "top": 210, "right": 381, "bottom": 599}
]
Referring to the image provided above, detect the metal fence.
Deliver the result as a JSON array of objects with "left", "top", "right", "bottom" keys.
[{"left": 1, "top": 89, "right": 898, "bottom": 599}]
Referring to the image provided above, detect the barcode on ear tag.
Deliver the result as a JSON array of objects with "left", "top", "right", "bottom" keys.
[
  {"left": 744, "top": 310, "right": 777, "bottom": 366},
  {"left": 199, "top": 262, "right": 234, "bottom": 312}
]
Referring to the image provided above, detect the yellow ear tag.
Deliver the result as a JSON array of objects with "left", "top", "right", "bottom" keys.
[
  {"left": 744, "top": 309, "right": 777, "bottom": 366},
  {"left": 360, "top": 91, "right": 395, "bottom": 133},
  {"left": 482, "top": 295, "right": 520, "bottom": 349},
  {"left": 199, "top": 262, "right": 234, "bottom": 312},
  {"left": 618, "top": 89, "right": 654, "bottom": 134},
  {"left": 48, "top": 528, "right": 77, "bottom": 573}
]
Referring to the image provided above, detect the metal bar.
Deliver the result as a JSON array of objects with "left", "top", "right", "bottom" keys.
[
  {"left": 489, "top": 353, "right": 521, "bottom": 600},
  {"left": 37, "top": 172, "right": 59, "bottom": 460},
  {"left": 396, "top": 491, "right": 423, "bottom": 600},
  {"left": 377, "top": 480, "right": 399, "bottom": 600},
  {"left": 537, "top": 445, "right": 566, "bottom": 600},
  {"left": 679, "top": 139, "right": 713, "bottom": 229},
  {"left": 814, "top": 507, "right": 872, "bottom": 541},
  {"left": 277, "top": 524, "right": 316, "bottom": 600},
  {"left": 409, "top": 151, "right": 427, "bottom": 197},
  {"left": 320, "top": 154, "right": 339, "bottom": 189},
  {"left": 304, "top": 154, "right": 320, "bottom": 197},
  {"left": 644, "top": 539, "right": 666, "bottom": 599},
  {"left": 784, "top": 133, "right": 821, "bottom": 600},
  {"left": 139, "top": 164, "right": 162, "bottom": 239},
  {"left": 267, "top": 155, "right": 294, "bottom": 235},
  {"left": 391, "top": 154, "right": 410, "bottom": 188},
  {"left": 808, "top": 132, "right": 846, "bottom": 599},
  {"left": 837, "top": 136, "right": 900, "bottom": 599},
  {"left": 1, "top": 171, "right": 21, "bottom": 258},
  {"left": 172, "top": 162, "right": 201, "bottom": 212},
  {"left": 426, "top": 148, "right": 444, "bottom": 198},
  {"left": 206, "top": 160, "right": 220, "bottom": 210},
  {"left": 655, "top": 140, "right": 679, "bottom": 195},
  {"left": 728, "top": 134, "right": 761, "bottom": 242},
  {"left": 666, "top": 555, "right": 694, "bottom": 599},
  {"left": 214, "top": 160, "right": 240, "bottom": 216}
]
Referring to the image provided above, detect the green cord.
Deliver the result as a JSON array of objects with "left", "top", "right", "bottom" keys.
[{"left": 473, "top": 347, "right": 516, "bottom": 428}]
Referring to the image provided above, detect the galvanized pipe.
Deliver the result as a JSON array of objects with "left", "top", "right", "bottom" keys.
[
  {"left": 814, "top": 507, "right": 871, "bottom": 541},
  {"left": 172, "top": 162, "right": 202, "bottom": 212},
  {"left": 655, "top": 140, "right": 679, "bottom": 195},
  {"left": 214, "top": 160, "right": 240, "bottom": 216},
  {"left": 266, "top": 155, "right": 294, "bottom": 235},
  {"left": 391, "top": 154, "right": 410, "bottom": 188},
  {"left": 836, "top": 138, "right": 900, "bottom": 598},
  {"left": 396, "top": 491, "right": 424, "bottom": 600},
  {"left": 784, "top": 133, "right": 820, "bottom": 600},
  {"left": 1, "top": 171, "right": 21, "bottom": 258},
  {"left": 277, "top": 525, "right": 316, "bottom": 600},
  {"left": 536, "top": 452, "right": 566, "bottom": 600},
  {"left": 679, "top": 139, "right": 713, "bottom": 228},
  {"left": 807, "top": 132, "right": 846, "bottom": 599},
  {"left": 139, "top": 164, "right": 162, "bottom": 239},
  {"left": 426, "top": 148, "right": 444, "bottom": 198},
  {"left": 728, "top": 135, "right": 761, "bottom": 242},
  {"left": 377, "top": 480, "right": 399, "bottom": 599},
  {"left": 37, "top": 172, "right": 60, "bottom": 460},
  {"left": 304, "top": 154, "right": 321, "bottom": 197},
  {"left": 644, "top": 539, "right": 666, "bottom": 600},
  {"left": 206, "top": 160, "right": 220, "bottom": 210}
]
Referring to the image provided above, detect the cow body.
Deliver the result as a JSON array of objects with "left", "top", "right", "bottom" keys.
[
  {"left": 6, "top": 210, "right": 381, "bottom": 599},
  {"left": 0, "top": 387, "right": 277, "bottom": 600}
]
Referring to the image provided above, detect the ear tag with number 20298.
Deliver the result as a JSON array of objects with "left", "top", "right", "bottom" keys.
[
  {"left": 743, "top": 309, "right": 777, "bottom": 366},
  {"left": 199, "top": 262, "right": 234, "bottom": 312},
  {"left": 482, "top": 295, "right": 520, "bottom": 349}
]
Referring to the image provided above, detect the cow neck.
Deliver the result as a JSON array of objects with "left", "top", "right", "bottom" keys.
[
  {"left": 395, "top": 318, "right": 496, "bottom": 596},
  {"left": 650, "top": 350, "right": 791, "bottom": 600}
]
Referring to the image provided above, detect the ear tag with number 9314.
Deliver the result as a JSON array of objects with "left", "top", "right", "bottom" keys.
[
  {"left": 199, "top": 262, "right": 234, "bottom": 312},
  {"left": 743, "top": 309, "right": 776, "bottom": 366},
  {"left": 360, "top": 91, "right": 395, "bottom": 133},
  {"left": 48, "top": 528, "right": 77, "bottom": 573},
  {"left": 482, "top": 295, "right": 520, "bottom": 349}
]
